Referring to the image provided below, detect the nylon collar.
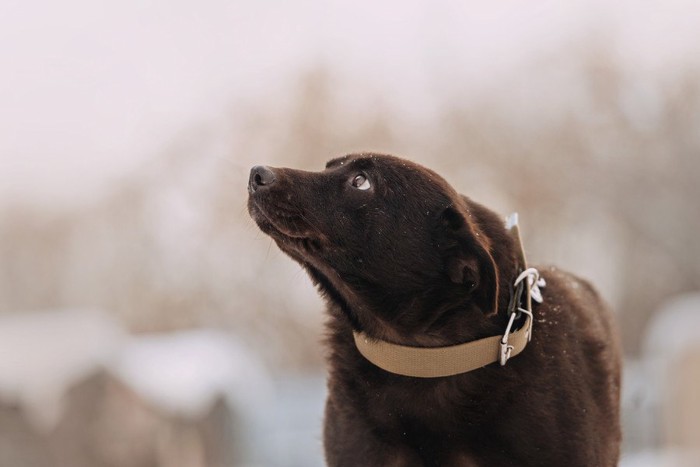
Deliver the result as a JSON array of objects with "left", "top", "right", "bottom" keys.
[{"left": 352, "top": 213, "right": 545, "bottom": 378}]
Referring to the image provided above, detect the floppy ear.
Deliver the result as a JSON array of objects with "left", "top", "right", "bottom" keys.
[{"left": 441, "top": 206, "right": 500, "bottom": 315}]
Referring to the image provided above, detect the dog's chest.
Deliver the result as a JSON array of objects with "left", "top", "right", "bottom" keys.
[{"left": 363, "top": 379, "right": 487, "bottom": 437}]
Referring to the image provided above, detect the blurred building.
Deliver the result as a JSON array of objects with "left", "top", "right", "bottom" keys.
[
  {"left": 0, "top": 311, "right": 272, "bottom": 467},
  {"left": 621, "top": 293, "right": 700, "bottom": 467}
]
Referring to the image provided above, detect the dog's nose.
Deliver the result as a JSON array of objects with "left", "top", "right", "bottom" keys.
[{"left": 249, "top": 165, "right": 276, "bottom": 192}]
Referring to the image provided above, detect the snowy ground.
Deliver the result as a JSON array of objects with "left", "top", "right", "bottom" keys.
[{"left": 1, "top": 302, "right": 700, "bottom": 465}]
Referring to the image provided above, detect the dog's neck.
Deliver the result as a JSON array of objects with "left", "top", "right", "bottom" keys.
[
  {"left": 351, "top": 212, "right": 540, "bottom": 377},
  {"left": 321, "top": 206, "right": 521, "bottom": 349}
]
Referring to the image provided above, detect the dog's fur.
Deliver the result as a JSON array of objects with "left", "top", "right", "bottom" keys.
[{"left": 248, "top": 153, "right": 621, "bottom": 466}]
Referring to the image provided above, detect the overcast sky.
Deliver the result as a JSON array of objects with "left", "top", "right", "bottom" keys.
[{"left": 2, "top": 0, "right": 699, "bottom": 208}]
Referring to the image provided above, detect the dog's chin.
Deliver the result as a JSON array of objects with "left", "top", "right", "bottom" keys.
[{"left": 249, "top": 204, "right": 324, "bottom": 258}]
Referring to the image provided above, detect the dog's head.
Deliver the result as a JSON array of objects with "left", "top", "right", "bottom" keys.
[{"left": 248, "top": 153, "right": 504, "bottom": 337}]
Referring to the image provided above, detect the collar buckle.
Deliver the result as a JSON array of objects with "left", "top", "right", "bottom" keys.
[{"left": 499, "top": 311, "right": 517, "bottom": 366}]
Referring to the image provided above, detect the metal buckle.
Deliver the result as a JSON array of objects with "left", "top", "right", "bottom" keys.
[
  {"left": 500, "top": 307, "right": 534, "bottom": 366},
  {"left": 499, "top": 312, "right": 517, "bottom": 366},
  {"left": 520, "top": 307, "right": 534, "bottom": 342},
  {"left": 501, "top": 264, "right": 543, "bottom": 367}
]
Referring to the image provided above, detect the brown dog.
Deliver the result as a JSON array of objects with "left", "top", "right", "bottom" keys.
[{"left": 248, "top": 153, "right": 621, "bottom": 466}]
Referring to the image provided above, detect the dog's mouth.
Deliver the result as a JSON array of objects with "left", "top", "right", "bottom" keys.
[{"left": 248, "top": 200, "right": 324, "bottom": 255}]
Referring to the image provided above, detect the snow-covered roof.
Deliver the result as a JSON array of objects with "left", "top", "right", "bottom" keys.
[
  {"left": 0, "top": 310, "right": 124, "bottom": 429},
  {"left": 112, "top": 328, "right": 272, "bottom": 419},
  {"left": 643, "top": 293, "right": 700, "bottom": 359},
  {"left": 0, "top": 310, "right": 270, "bottom": 430}
]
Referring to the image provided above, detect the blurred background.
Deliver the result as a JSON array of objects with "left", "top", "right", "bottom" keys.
[{"left": 1, "top": 0, "right": 699, "bottom": 465}]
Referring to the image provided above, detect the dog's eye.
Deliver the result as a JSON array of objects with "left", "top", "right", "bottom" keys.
[{"left": 351, "top": 174, "right": 371, "bottom": 190}]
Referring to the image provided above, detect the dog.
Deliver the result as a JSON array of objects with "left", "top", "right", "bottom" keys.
[{"left": 247, "top": 153, "right": 621, "bottom": 466}]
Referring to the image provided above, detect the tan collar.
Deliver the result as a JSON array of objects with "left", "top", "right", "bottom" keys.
[{"left": 352, "top": 213, "right": 545, "bottom": 378}]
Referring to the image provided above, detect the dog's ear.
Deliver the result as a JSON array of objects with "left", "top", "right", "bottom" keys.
[{"left": 440, "top": 206, "right": 499, "bottom": 315}]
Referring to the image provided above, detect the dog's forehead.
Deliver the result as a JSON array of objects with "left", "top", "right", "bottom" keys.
[
  {"left": 324, "top": 153, "right": 419, "bottom": 173},
  {"left": 325, "top": 153, "right": 375, "bottom": 170}
]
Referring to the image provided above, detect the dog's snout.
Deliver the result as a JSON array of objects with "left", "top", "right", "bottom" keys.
[{"left": 249, "top": 165, "right": 276, "bottom": 192}]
